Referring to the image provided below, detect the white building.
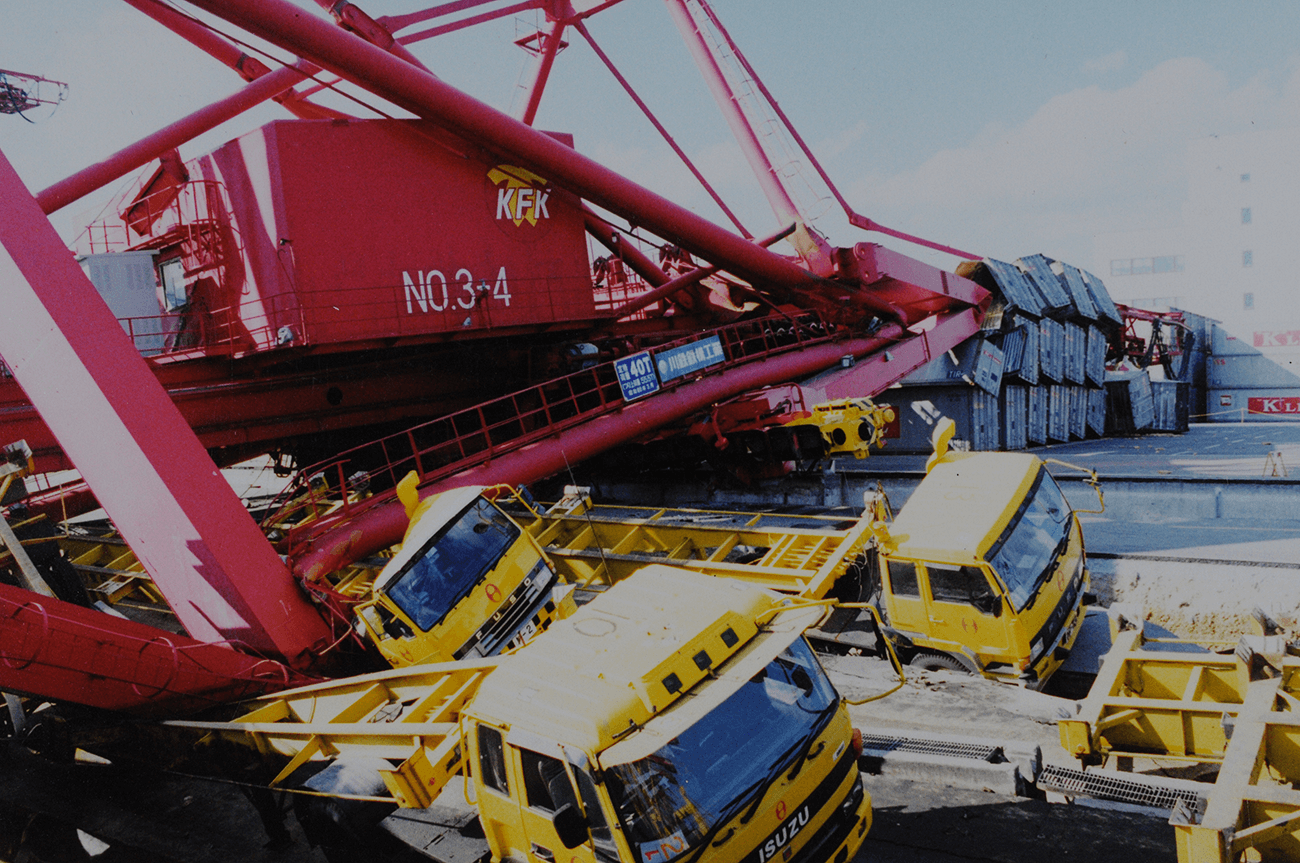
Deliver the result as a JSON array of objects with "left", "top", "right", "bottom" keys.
[{"left": 1094, "top": 127, "right": 1300, "bottom": 362}]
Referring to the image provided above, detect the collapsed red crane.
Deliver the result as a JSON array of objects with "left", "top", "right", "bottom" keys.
[{"left": 0, "top": 0, "right": 989, "bottom": 713}]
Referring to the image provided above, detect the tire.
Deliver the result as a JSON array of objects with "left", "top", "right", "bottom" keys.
[{"left": 908, "top": 651, "right": 968, "bottom": 673}]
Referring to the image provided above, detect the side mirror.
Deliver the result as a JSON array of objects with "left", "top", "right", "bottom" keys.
[
  {"left": 552, "top": 803, "right": 590, "bottom": 849},
  {"left": 973, "top": 592, "right": 1002, "bottom": 618}
]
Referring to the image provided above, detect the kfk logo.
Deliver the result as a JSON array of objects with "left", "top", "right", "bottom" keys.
[{"left": 488, "top": 164, "right": 551, "bottom": 226}]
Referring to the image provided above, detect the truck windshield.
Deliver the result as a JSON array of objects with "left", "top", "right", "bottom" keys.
[
  {"left": 605, "top": 639, "right": 836, "bottom": 863},
  {"left": 386, "top": 497, "right": 520, "bottom": 631},
  {"left": 986, "top": 471, "right": 1071, "bottom": 611}
]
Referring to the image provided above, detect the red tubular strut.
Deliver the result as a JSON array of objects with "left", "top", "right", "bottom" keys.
[
  {"left": 37, "top": 62, "right": 313, "bottom": 215},
  {"left": 0, "top": 583, "right": 317, "bottom": 717},
  {"left": 518, "top": 11, "right": 568, "bottom": 125},
  {"left": 605, "top": 223, "right": 795, "bottom": 320},
  {"left": 124, "top": 0, "right": 349, "bottom": 120},
  {"left": 582, "top": 209, "right": 671, "bottom": 287},
  {"left": 291, "top": 307, "right": 981, "bottom": 579},
  {"left": 573, "top": 19, "right": 751, "bottom": 237},
  {"left": 0, "top": 148, "right": 332, "bottom": 664}
]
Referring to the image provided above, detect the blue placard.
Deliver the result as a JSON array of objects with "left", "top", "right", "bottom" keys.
[
  {"left": 615, "top": 351, "right": 660, "bottom": 401},
  {"left": 654, "top": 335, "right": 725, "bottom": 382}
]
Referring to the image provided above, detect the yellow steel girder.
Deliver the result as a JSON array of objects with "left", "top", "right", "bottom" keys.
[
  {"left": 169, "top": 659, "right": 498, "bottom": 809},
  {"left": 1062, "top": 625, "right": 1300, "bottom": 863}
]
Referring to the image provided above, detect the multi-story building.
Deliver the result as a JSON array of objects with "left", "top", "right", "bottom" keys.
[{"left": 1094, "top": 127, "right": 1300, "bottom": 420}]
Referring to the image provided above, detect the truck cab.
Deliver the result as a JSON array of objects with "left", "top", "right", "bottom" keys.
[
  {"left": 870, "top": 438, "right": 1090, "bottom": 687},
  {"left": 353, "top": 484, "right": 574, "bottom": 667},
  {"left": 463, "top": 565, "right": 871, "bottom": 863},
  {"left": 228, "top": 566, "right": 872, "bottom": 863}
]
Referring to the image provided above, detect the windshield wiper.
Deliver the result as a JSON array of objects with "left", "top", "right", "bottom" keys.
[
  {"left": 1021, "top": 529, "right": 1071, "bottom": 613},
  {"left": 738, "top": 703, "right": 836, "bottom": 826},
  {"left": 671, "top": 734, "right": 804, "bottom": 863}
]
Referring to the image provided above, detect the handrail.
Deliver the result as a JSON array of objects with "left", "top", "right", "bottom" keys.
[{"left": 263, "top": 311, "right": 841, "bottom": 551}]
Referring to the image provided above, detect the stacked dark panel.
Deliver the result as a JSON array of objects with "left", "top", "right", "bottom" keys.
[
  {"left": 875, "top": 255, "right": 1184, "bottom": 453},
  {"left": 1105, "top": 370, "right": 1156, "bottom": 434}
]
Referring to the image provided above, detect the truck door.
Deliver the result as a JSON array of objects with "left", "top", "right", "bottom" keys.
[
  {"left": 920, "top": 563, "right": 1011, "bottom": 659},
  {"left": 515, "top": 747, "right": 616, "bottom": 863},
  {"left": 473, "top": 723, "right": 524, "bottom": 857},
  {"left": 882, "top": 559, "right": 927, "bottom": 639}
]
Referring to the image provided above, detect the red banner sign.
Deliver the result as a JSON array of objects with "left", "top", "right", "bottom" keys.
[
  {"left": 1255, "top": 331, "right": 1300, "bottom": 347},
  {"left": 1249, "top": 396, "right": 1300, "bottom": 415}
]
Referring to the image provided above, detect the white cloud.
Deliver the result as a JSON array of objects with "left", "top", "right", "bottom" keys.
[
  {"left": 845, "top": 57, "right": 1300, "bottom": 266},
  {"left": 817, "top": 120, "right": 867, "bottom": 159},
  {"left": 1083, "top": 50, "right": 1127, "bottom": 74}
]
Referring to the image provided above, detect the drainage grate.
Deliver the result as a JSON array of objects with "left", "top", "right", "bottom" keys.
[
  {"left": 859, "top": 734, "right": 1001, "bottom": 762},
  {"left": 1038, "top": 764, "right": 1205, "bottom": 812}
]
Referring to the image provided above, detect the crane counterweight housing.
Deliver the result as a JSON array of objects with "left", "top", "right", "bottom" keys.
[{"left": 124, "top": 119, "right": 596, "bottom": 352}]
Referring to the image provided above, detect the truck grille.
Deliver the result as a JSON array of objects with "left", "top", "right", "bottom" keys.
[
  {"left": 1028, "top": 563, "right": 1082, "bottom": 666},
  {"left": 454, "top": 562, "right": 556, "bottom": 660}
]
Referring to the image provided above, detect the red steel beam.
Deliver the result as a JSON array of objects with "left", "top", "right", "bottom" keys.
[
  {"left": 517, "top": 11, "right": 567, "bottom": 125},
  {"left": 291, "top": 307, "right": 981, "bottom": 578},
  {"left": 0, "top": 149, "right": 331, "bottom": 663},
  {"left": 663, "top": 0, "right": 802, "bottom": 237},
  {"left": 0, "top": 582, "right": 318, "bottom": 716},
  {"left": 123, "top": 0, "right": 349, "bottom": 121},
  {"left": 182, "top": 0, "right": 821, "bottom": 294},
  {"left": 395, "top": 0, "right": 544, "bottom": 44},
  {"left": 574, "top": 20, "right": 751, "bottom": 237},
  {"left": 687, "top": 0, "right": 978, "bottom": 262},
  {"left": 379, "top": 0, "right": 505, "bottom": 33},
  {"left": 37, "top": 61, "right": 314, "bottom": 215}
]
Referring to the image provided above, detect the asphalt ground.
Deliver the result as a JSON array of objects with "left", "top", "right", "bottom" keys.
[{"left": 852, "top": 420, "right": 1300, "bottom": 481}]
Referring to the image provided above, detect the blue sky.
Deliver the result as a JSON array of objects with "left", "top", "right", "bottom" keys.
[{"left": 5, "top": 1, "right": 1300, "bottom": 272}]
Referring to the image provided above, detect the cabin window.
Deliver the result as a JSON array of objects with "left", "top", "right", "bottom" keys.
[
  {"left": 927, "top": 563, "right": 997, "bottom": 608},
  {"left": 478, "top": 725, "right": 509, "bottom": 794},
  {"left": 521, "top": 749, "right": 578, "bottom": 813},
  {"left": 387, "top": 497, "right": 520, "bottom": 631},
  {"left": 159, "top": 257, "right": 187, "bottom": 311},
  {"left": 887, "top": 560, "right": 919, "bottom": 597}
]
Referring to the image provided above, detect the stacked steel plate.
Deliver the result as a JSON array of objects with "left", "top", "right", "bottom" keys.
[{"left": 881, "top": 253, "right": 1187, "bottom": 451}]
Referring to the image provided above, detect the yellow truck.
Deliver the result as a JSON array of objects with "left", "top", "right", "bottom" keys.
[
  {"left": 353, "top": 419, "right": 1093, "bottom": 688},
  {"left": 351, "top": 483, "right": 577, "bottom": 668},
  {"left": 863, "top": 422, "right": 1094, "bottom": 687},
  {"left": 179, "top": 566, "right": 872, "bottom": 863}
]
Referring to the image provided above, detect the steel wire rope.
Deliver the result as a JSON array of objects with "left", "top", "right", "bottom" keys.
[{"left": 151, "top": 0, "right": 406, "bottom": 121}]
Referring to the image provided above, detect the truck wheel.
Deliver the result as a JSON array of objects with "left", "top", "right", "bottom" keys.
[{"left": 908, "top": 652, "right": 967, "bottom": 673}]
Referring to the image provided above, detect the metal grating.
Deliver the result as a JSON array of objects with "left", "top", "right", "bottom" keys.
[
  {"left": 1038, "top": 764, "right": 1205, "bottom": 812},
  {"left": 860, "top": 733, "right": 1001, "bottom": 762}
]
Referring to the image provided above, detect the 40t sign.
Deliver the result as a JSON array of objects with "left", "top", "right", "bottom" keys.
[{"left": 615, "top": 351, "right": 660, "bottom": 402}]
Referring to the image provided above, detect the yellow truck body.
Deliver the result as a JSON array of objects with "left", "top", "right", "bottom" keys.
[
  {"left": 354, "top": 484, "right": 575, "bottom": 667},
  {"left": 878, "top": 450, "right": 1089, "bottom": 686},
  {"left": 346, "top": 414, "right": 1090, "bottom": 689},
  {"left": 184, "top": 566, "right": 871, "bottom": 863}
]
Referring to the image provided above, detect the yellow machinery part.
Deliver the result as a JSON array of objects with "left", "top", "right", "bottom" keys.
[
  {"left": 783, "top": 398, "right": 896, "bottom": 460},
  {"left": 1064, "top": 626, "right": 1300, "bottom": 863}
]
